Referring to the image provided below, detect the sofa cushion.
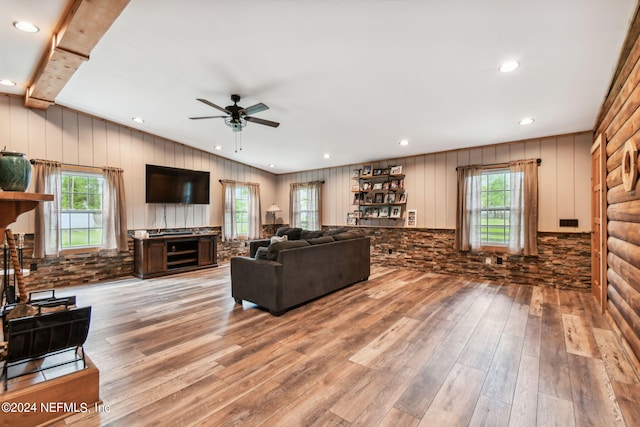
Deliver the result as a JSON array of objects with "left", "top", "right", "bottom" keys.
[
  {"left": 270, "top": 235, "right": 288, "bottom": 243},
  {"left": 275, "top": 227, "right": 302, "bottom": 240},
  {"left": 324, "top": 228, "right": 348, "bottom": 236},
  {"left": 307, "top": 236, "right": 335, "bottom": 245},
  {"left": 300, "top": 230, "right": 323, "bottom": 240},
  {"left": 266, "top": 240, "right": 311, "bottom": 261},
  {"left": 254, "top": 246, "right": 269, "bottom": 260},
  {"left": 332, "top": 231, "right": 364, "bottom": 241}
]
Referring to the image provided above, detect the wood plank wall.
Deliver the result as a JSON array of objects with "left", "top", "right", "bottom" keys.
[
  {"left": 0, "top": 95, "right": 276, "bottom": 233},
  {"left": 276, "top": 132, "right": 592, "bottom": 232},
  {"left": 595, "top": 5, "right": 640, "bottom": 363}
]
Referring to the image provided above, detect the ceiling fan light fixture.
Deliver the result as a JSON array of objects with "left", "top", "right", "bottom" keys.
[
  {"left": 499, "top": 60, "right": 519, "bottom": 73},
  {"left": 13, "top": 21, "right": 39, "bottom": 33},
  {"left": 225, "top": 116, "right": 246, "bottom": 132}
]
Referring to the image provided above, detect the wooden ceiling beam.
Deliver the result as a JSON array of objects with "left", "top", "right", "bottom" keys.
[{"left": 25, "top": 0, "right": 130, "bottom": 109}]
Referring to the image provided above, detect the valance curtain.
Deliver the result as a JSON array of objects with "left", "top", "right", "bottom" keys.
[
  {"left": 102, "top": 167, "right": 128, "bottom": 252},
  {"left": 508, "top": 159, "right": 538, "bottom": 256},
  {"left": 289, "top": 181, "right": 323, "bottom": 230},
  {"left": 32, "top": 160, "right": 62, "bottom": 258},
  {"left": 221, "top": 180, "right": 261, "bottom": 241},
  {"left": 454, "top": 165, "right": 482, "bottom": 251}
]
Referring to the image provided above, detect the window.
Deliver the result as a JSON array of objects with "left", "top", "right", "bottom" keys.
[
  {"left": 222, "top": 180, "right": 261, "bottom": 241},
  {"left": 234, "top": 185, "right": 249, "bottom": 237},
  {"left": 290, "top": 182, "right": 322, "bottom": 230},
  {"left": 455, "top": 159, "right": 538, "bottom": 255},
  {"left": 60, "top": 172, "right": 104, "bottom": 248},
  {"left": 480, "top": 169, "right": 510, "bottom": 245}
]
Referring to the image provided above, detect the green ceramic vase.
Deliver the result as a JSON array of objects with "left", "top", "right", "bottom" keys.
[{"left": 0, "top": 151, "right": 32, "bottom": 191}]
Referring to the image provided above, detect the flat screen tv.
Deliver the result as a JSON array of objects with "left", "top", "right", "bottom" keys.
[{"left": 145, "top": 164, "right": 210, "bottom": 204}]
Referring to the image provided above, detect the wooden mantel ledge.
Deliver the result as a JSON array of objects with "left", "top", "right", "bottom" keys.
[{"left": 0, "top": 192, "right": 54, "bottom": 236}]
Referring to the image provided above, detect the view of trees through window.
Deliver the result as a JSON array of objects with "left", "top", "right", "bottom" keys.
[
  {"left": 234, "top": 186, "right": 249, "bottom": 236},
  {"left": 480, "top": 169, "right": 510, "bottom": 245},
  {"left": 298, "top": 188, "right": 311, "bottom": 230},
  {"left": 61, "top": 173, "right": 104, "bottom": 248}
]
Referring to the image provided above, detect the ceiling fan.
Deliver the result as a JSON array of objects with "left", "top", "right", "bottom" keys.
[{"left": 189, "top": 94, "right": 280, "bottom": 132}]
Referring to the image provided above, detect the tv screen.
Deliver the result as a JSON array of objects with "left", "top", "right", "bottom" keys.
[{"left": 145, "top": 164, "right": 210, "bottom": 204}]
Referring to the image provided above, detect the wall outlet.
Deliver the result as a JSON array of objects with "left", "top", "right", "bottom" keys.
[
  {"left": 496, "top": 257, "right": 503, "bottom": 265},
  {"left": 388, "top": 248, "right": 393, "bottom": 255},
  {"left": 30, "top": 263, "right": 37, "bottom": 271},
  {"left": 485, "top": 257, "right": 492, "bottom": 265}
]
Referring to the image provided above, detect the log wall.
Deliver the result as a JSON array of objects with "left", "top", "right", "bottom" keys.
[{"left": 595, "top": 5, "right": 640, "bottom": 363}]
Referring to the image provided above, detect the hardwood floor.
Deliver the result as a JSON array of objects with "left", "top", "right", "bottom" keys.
[{"left": 11, "top": 264, "right": 638, "bottom": 426}]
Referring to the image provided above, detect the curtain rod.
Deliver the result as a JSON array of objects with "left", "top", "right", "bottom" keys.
[{"left": 455, "top": 158, "right": 541, "bottom": 171}]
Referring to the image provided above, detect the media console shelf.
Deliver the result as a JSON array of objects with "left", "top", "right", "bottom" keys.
[{"left": 133, "top": 233, "right": 218, "bottom": 279}]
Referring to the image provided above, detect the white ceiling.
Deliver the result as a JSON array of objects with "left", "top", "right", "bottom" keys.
[{"left": 1, "top": 0, "right": 636, "bottom": 173}]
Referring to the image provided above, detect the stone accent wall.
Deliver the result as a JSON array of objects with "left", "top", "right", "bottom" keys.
[
  {"left": 2, "top": 225, "right": 589, "bottom": 292},
  {"left": 324, "top": 226, "right": 591, "bottom": 291}
]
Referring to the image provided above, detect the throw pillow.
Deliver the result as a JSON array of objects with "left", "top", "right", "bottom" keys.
[
  {"left": 332, "top": 231, "right": 363, "bottom": 241},
  {"left": 301, "top": 230, "right": 323, "bottom": 240},
  {"left": 324, "top": 228, "right": 348, "bottom": 236},
  {"left": 270, "top": 235, "right": 288, "bottom": 244},
  {"left": 254, "top": 247, "right": 269, "bottom": 260},
  {"left": 275, "top": 227, "right": 292, "bottom": 237},
  {"left": 308, "top": 236, "right": 335, "bottom": 245},
  {"left": 266, "top": 240, "right": 310, "bottom": 261}
]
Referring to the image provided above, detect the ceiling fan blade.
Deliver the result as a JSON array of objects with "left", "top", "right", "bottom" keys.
[
  {"left": 239, "top": 103, "right": 269, "bottom": 116},
  {"left": 189, "top": 115, "right": 227, "bottom": 120},
  {"left": 245, "top": 116, "right": 280, "bottom": 127},
  {"left": 196, "top": 98, "right": 230, "bottom": 114}
]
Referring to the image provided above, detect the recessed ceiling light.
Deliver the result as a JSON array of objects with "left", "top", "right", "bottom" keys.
[
  {"left": 213, "top": 145, "right": 223, "bottom": 151},
  {"left": 499, "top": 61, "right": 519, "bottom": 73},
  {"left": 399, "top": 139, "right": 409, "bottom": 146},
  {"left": 131, "top": 117, "right": 145, "bottom": 124},
  {"left": 0, "top": 79, "right": 16, "bottom": 86},
  {"left": 13, "top": 21, "right": 40, "bottom": 33},
  {"left": 519, "top": 118, "right": 535, "bottom": 125},
  {"left": 269, "top": 163, "right": 275, "bottom": 168},
  {"left": 323, "top": 153, "right": 331, "bottom": 159}
]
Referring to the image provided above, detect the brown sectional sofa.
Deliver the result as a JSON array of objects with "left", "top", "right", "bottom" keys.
[{"left": 231, "top": 227, "right": 370, "bottom": 315}]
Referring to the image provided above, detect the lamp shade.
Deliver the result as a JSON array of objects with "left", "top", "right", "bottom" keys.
[{"left": 267, "top": 203, "right": 281, "bottom": 213}]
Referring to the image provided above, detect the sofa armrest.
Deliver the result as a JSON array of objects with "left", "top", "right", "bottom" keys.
[
  {"left": 231, "top": 256, "right": 283, "bottom": 312},
  {"left": 249, "top": 239, "right": 270, "bottom": 257}
]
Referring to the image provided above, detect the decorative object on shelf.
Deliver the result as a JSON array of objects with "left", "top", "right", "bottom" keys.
[
  {"left": 372, "top": 183, "right": 383, "bottom": 190},
  {"left": 379, "top": 206, "right": 389, "bottom": 217},
  {"left": 407, "top": 210, "right": 417, "bottom": 227},
  {"left": 0, "top": 148, "right": 32, "bottom": 191},
  {"left": 382, "top": 168, "right": 390, "bottom": 175},
  {"left": 373, "top": 168, "right": 383, "bottom": 176},
  {"left": 352, "top": 169, "right": 361, "bottom": 178},
  {"left": 386, "top": 193, "right": 396, "bottom": 203},
  {"left": 390, "top": 207, "right": 402, "bottom": 218},
  {"left": 267, "top": 203, "right": 282, "bottom": 225},
  {"left": 398, "top": 192, "right": 407, "bottom": 203},
  {"left": 374, "top": 193, "right": 384, "bottom": 203},
  {"left": 362, "top": 163, "right": 373, "bottom": 177},
  {"left": 347, "top": 212, "right": 356, "bottom": 225},
  {"left": 622, "top": 140, "right": 638, "bottom": 192},
  {"left": 351, "top": 184, "right": 360, "bottom": 192},
  {"left": 390, "top": 165, "right": 403, "bottom": 175}
]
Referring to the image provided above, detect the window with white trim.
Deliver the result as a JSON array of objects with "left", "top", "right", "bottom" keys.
[
  {"left": 480, "top": 169, "right": 511, "bottom": 245},
  {"left": 60, "top": 171, "right": 104, "bottom": 248},
  {"left": 234, "top": 185, "right": 249, "bottom": 237}
]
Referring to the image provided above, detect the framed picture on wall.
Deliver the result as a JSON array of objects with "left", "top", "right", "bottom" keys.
[
  {"left": 390, "top": 207, "right": 401, "bottom": 218},
  {"left": 362, "top": 163, "right": 373, "bottom": 177},
  {"left": 407, "top": 209, "right": 417, "bottom": 227},
  {"left": 390, "top": 165, "right": 403, "bottom": 175}
]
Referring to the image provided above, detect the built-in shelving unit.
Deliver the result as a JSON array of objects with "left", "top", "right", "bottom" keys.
[
  {"left": 133, "top": 233, "right": 217, "bottom": 279},
  {"left": 348, "top": 165, "right": 406, "bottom": 225}
]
